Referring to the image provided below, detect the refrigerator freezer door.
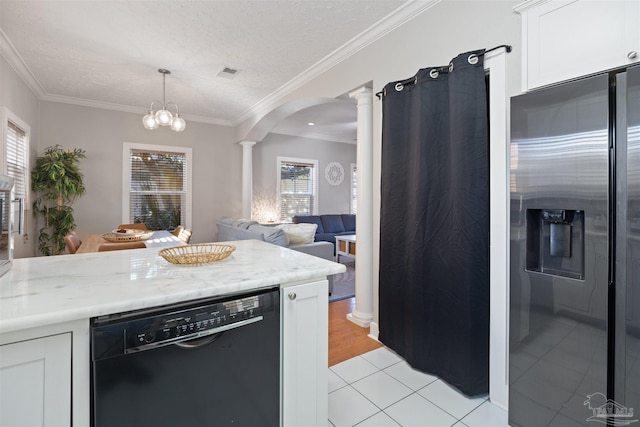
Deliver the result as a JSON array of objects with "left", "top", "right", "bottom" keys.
[
  {"left": 510, "top": 74, "right": 610, "bottom": 427},
  {"left": 617, "top": 65, "right": 640, "bottom": 418}
]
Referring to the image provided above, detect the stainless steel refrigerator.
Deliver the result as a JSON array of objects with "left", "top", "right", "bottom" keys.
[{"left": 509, "top": 66, "right": 640, "bottom": 427}]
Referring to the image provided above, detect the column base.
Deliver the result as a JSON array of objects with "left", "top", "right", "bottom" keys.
[{"left": 347, "top": 311, "right": 373, "bottom": 328}]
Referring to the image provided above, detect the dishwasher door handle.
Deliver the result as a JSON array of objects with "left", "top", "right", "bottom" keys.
[
  {"left": 174, "top": 331, "right": 223, "bottom": 349},
  {"left": 125, "top": 316, "right": 264, "bottom": 354}
]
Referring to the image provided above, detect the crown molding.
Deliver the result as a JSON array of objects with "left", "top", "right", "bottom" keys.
[
  {"left": 0, "top": 27, "right": 46, "bottom": 98},
  {"left": 514, "top": 0, "right": 551, "bottom": 14},
  {"left": 2, "top": 1, "right": 439, "bottom": 129},
  {"left": 40, "top": 93, "right": 232, "bottom": 126},
  {"left": 272, "top": 130, "right": 356, "bottom": 145},
  {"left": 231, "top": 0, "right": 442, "bottom": 126},
  {"left": 0, "top": 24, "right": 231, "bottom": 127}
]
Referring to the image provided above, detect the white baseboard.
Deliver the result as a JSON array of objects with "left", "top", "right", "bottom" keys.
[{"left": 368, "top": 321, "right": 379, "bottom": 341}]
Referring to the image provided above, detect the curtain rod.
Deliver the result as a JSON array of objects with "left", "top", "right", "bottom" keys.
[{"left": 374, "top": 44, "right": 512, "bottom": 100}]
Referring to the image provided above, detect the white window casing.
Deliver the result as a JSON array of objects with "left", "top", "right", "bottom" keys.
[
  {"left": 122, "top": 142, "right": 192, "bottom": 230},
  {"left": 277, "top": 156, "right": 318, "bottom": 222}
]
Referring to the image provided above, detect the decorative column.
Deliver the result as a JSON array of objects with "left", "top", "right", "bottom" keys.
[
  {"left": 239, "top": 141, "right": 256, "bottom": 219},
  {"left": 347, "top": 87, "right": 374, "bottom": 327}
]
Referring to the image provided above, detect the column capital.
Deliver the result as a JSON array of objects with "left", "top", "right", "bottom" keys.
[
  {"left": 348, "top": 86, "right": 373, "bottom": 100},
  {"left": 239, "top": 140, "right": 257, "bottom": 148}
]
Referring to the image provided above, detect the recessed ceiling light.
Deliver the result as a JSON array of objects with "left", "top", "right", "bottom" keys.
[{"left": 307, "top": 122, "right": 316, "bottom": 126}]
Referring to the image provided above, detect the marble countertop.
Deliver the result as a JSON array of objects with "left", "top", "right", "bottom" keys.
[{"left": 0, "top": 240, "right": 346, "bottom": 334}]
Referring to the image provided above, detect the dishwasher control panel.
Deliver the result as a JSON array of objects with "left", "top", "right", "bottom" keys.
[{"left": 91, "top": 287, "right": 279, "bottom": 360}]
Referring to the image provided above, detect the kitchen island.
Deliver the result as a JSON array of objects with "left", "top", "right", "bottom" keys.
[{"left": 0, "top": 239, "right": 345, "bottom": 426}]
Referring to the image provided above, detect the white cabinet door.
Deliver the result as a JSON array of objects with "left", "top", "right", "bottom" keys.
[
  {"left": 281, "top": 280, "right": 328, "bottom": 427},
  {"left": 0, "top": 333, "right": 71, "bottom": 427},
  {"left": 517, "top": 0, "right": 640, "bottom": 90}
]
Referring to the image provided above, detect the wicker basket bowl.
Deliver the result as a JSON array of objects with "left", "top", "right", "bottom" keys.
[
  {"left": 102, "top": 230, "right": 153, "bottom": 242},
  {"left": 159, "top": 244, "right": 236, "bottom": 265}
]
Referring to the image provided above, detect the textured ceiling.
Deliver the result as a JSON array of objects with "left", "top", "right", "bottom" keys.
[{"left": 0, "top": 0, "right": 409, "bottom": 132}]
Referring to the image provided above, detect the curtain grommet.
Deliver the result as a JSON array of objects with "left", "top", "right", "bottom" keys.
[
  {"left": 395, "top": 82, "right": 404, "bottom": 92},
  {"left": 449, "top": 62, "right": 454, "bottom": 72},
  {"left": 468, "top": 54, "right": 478, "bottom": 65},
  {"left": 429, "top": 69, "right": 439, "bottom": 79}
]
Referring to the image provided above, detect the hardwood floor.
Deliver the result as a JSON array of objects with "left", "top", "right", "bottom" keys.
[{"left": 328, "top": 297, "right": 382, "bottom": 366}]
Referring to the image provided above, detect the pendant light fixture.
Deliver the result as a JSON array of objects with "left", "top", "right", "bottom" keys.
[{"left": 142, "top": 68, "right": 186, "bottom": 132}]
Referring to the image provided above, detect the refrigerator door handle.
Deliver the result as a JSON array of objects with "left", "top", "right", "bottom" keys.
[{"left": 614, "top": 71, "right": 628, "bottom": 403}]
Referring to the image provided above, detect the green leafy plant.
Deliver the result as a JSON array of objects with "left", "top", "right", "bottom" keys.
[{"left": 31, "top": 145, "right": 86, "bottom": 255}]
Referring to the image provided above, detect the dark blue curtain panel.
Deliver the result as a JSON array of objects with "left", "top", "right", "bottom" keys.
[{"left": 378, "top": 49, "right": 489, "bottom": 397}]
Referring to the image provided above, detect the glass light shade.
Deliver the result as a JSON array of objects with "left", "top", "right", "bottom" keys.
[
  {"left": 155, "top": 108, "right": 173, "bottom": 126},
  {"left": 171, "top": 115, "right": 186, "bottom": 132},
  {"left": 142, "top": 111, "right": 159, "bottom": 130}
]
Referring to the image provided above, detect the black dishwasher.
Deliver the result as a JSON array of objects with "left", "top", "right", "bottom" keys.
[{"left": 90, "top": 287, "right": 280, "bottom": 427}]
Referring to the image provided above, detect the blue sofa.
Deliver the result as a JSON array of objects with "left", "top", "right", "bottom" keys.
[{"left": 292, "top": 214, "right": 356, "bottom": 245}]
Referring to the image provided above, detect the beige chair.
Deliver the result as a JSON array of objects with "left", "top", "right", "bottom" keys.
[
  {"left": 117, "top": 223, "right": 149, "bottom": 231},
  {"left": 64, "top": 230, "right": 82, "bottom": 254},
  {"left": 98, "top": 241, "right": 146, "bottom": 251},
  {"left": 172, "top": 226, "right": 192, "bottom": 243}
]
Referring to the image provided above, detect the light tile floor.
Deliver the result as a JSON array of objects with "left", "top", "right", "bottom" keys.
[{"left": 328, "top": 347, "right": 509, "bottom": 427}]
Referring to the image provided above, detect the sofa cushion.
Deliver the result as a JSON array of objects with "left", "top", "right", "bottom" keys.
[
  {"left": 315, "top": 233, "right": 338, "bottom": 244},
  {"left": 340, "top": 214, "right": 356, "bottom": 232},
  {"left": 292, "top": 215, "right": 324, "bottom": 233},
  {"left": 276, "top": 223, "right": 317, "bottom": 245},
  {"left": 247, "top": 224, "right": 289, "bottom": 246},
  {"left": 320, "top": 215, "right": 345, "bottom": 234}
]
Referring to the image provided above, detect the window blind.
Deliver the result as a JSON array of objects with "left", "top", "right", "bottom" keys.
[
  {"left": 6, "top": 121, "right": 27, "bottom": 200},
  {"left": 128, "top": 149, "right": 187, "bottom": 230},
  {"left": 280, "top": 161, "right": 315, "bottom": 222}
]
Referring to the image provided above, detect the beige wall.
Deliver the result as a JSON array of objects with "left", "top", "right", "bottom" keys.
[
  {"left": 37, "top": 102, "right": 240, "bottom": 245},
  {"left": 0, "top": 55, "right": 40, "bottom": 258},
  {"left": 254, "top": 133, "right": 357, "bottom": 220}
]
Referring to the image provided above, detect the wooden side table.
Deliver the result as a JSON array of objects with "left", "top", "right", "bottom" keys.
[{"left": 335, "top": 235, "right": 356, "bottom": 262}]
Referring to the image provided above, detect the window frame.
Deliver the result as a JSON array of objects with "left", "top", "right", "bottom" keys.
[
  {"left": 2, "top": 107, "right": 30, "bottom": 207},
  {"left": 122, "top": 142, "right": 192, "bottom": 229},
  {"left": 277, "top": 156, "right": 318, "bottom": 222}
]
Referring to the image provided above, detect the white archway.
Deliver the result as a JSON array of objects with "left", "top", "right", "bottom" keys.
[{"left": 238, "top": 92, "right": 374, "bottom": 329}]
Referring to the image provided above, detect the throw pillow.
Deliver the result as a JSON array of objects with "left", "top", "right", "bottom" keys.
[
  {"left": 276, "top": 223, "right": 317, "bottom": 245},
  {"left": 247, "top": 224, "right": 289, "bottom": 247},
  {"left": 232, "top": 219, "right": 258, "bottom": 229}
]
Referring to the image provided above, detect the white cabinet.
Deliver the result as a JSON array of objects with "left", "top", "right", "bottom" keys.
[
  {"left": 0, "top": 333, "right": 72, "bottom": 427},
  {"left": 516, "top": 0, "right": 640, "bottom": 91},
  {"left": 281, "top": 279, "right": 328, "bottom": 427}
]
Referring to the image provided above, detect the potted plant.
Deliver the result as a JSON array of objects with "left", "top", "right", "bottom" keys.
[{"left": 31, "top": 145, "right": 86, "bottom": 255}]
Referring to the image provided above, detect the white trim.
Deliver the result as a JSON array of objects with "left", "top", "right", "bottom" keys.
[
  {"left": 122, "top": 142, "right": 193, "bottom": 229},
  {"left": 0, "top": 28, "right": 46, "bottom": 99},
  {"left": 232, "top": 0, "right": 442, "bottom": 126},
  {"left": 0, "top": 1, "right": 440, "bottom": 127},
  {"left": 1, "top": 107, "right": 31, "bottom": 207},
  {"left": 276, "top": 156, "right": 319, "bottom": 221},
  {"left": 40, "top": 93, "right": 232, "bottom": 127},
  {"left": 485, "top": 48, "right": 510, "bottom": 411},
  {"left": 368, "top": 322, "right": 380, "bottom": 342}
]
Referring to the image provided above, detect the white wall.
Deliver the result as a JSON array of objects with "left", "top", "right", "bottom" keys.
[
  {"left": 253, "top": 132, "right": 356, "bottom": 219},
  {"left": 0, "top": 55, "right": 40, "bottom": 258},
  {"left": 38, "top": 101, "right": 240, "bottom": 244}
]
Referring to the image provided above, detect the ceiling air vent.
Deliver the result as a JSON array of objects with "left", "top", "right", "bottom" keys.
[{"left": 217, "top": 67, "right": 240, "bottom": 79}]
